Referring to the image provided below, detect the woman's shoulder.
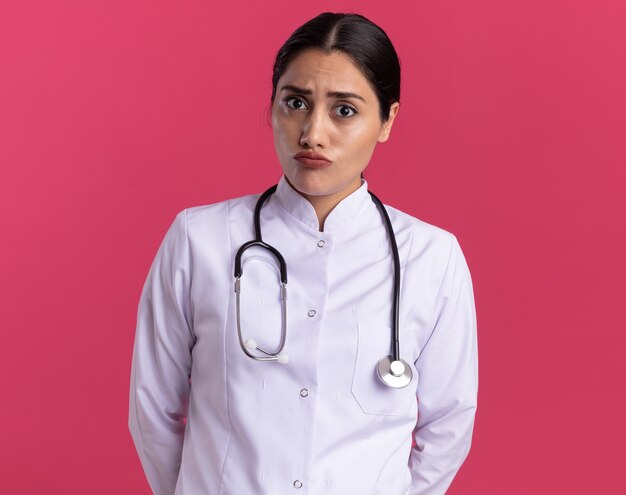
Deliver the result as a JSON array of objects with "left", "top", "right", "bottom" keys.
[
  {"left": 384, "top": 203, "right": 457, "bottom": 246},
  {"left": 382, "top": 202, "right": 471, "bottom": 279},
  {"left": 180, "top": 191, "right": 260, "bottom": 228},
  {"left": 383, "top": 203, "right": 471, "bottom": 279}
]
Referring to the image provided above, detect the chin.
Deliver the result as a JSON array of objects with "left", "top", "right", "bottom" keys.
[{"left": 286, "top": 171, "right": 336, "bottom": 198}]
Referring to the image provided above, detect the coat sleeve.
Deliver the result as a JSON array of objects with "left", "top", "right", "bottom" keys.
[
  {"left": 408, "top": 234, "right": 478, "bottom": 494},
  {"left": 128, "top": 210, "right": 195, "bottom": 495}
]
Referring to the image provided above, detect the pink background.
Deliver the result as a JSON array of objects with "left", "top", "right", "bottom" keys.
[{"left": 1, "top": 0, "right": 625, "bottom": 493}]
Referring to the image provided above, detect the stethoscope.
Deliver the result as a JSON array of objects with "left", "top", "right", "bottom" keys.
[{"left": 233, "top": 184, "right": 413, "bottom": 389}]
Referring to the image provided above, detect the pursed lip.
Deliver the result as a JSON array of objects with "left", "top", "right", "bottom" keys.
[{"left": 293, "top": 151, "right": 331, "bottom": 162}]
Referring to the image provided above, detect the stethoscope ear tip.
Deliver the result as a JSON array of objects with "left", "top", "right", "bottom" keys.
[{"left": 276, "top": 354, "right": 289, "bottom": 364}]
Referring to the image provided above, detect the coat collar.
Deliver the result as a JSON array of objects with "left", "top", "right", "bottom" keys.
[{"left": 273, "top": 175, "right": 374, "bottom": 233}]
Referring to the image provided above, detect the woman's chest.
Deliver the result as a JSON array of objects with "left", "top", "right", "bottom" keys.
[{"left": 186, "top": 213, "right": 440, "bottom": 417}]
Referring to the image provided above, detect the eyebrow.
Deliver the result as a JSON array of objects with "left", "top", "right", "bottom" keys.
[{"left": 280, "top": 84, "right": 367, "bottom": 103}]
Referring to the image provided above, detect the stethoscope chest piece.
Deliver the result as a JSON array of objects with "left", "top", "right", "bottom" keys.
[{"left": 377, "top": 356, "right": 413, "bottom": 389}]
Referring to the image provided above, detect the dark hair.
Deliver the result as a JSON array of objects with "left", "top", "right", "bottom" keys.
[{"left": 271, "top": 12, "right": 401, "bottom": 122}]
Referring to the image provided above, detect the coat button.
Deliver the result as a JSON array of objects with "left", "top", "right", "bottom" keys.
[
  {"left": 317, "top": 240, "right": 326, "bottom": 247},
  {"left": 307, "top": 310, "right": 316, "bottom": 317},
  {"left": 293, "top": 480, "right": 303, "bottom": 488},
  {"left": 300, "top": 388, "right": 309, "bottom": 397}
]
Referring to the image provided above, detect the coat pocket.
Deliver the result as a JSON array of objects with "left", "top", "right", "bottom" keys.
[{"left": 350, "top": 323, "right": 418, "bottom": 416}]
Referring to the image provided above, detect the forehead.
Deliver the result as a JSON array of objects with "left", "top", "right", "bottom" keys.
[{"left": 279, "top": 49, "right": 376, "bottom": 97}]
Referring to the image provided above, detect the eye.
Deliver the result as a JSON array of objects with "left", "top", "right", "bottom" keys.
[
  {"left": 285, "top": 96, "right": 308, "bottom": 110},
  {"left": 335, "top": 105, "right": 357, "bottom": 118}
]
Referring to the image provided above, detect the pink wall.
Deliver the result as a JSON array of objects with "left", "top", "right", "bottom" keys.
[{"left": 1, "top": 1, "right": 625, "bottom": 493}]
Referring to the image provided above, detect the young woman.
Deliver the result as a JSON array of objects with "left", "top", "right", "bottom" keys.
[{"left": 129, "top": 12, "right": 478, "bottom": 495}]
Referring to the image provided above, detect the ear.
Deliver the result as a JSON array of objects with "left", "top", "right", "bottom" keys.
[
  {"left": 267, "top": 103, "right": 275, "bottom": 130},
  {"left": 378, "top": 102, "right": 400, "bottom": 143}
]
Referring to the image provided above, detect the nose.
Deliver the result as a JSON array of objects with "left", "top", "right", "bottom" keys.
[{"left": 299, "top": 108, "right": 328, "bottom": 149}]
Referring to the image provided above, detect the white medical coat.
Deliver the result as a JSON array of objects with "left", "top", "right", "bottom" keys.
[{"left": 129, "top": 176, "right": 478, "bottom": 495}]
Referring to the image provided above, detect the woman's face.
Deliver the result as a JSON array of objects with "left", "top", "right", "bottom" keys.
[{"left": 271, "top": 48, "right": 399, "bottom": 201}]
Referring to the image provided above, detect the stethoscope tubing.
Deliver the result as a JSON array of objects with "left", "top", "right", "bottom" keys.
[
  {"left": 368, "top": 191, "right": 401, "bottom": 364},
  {"left": 232, "top": 184, "right": 411, "bottom": 387}
]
